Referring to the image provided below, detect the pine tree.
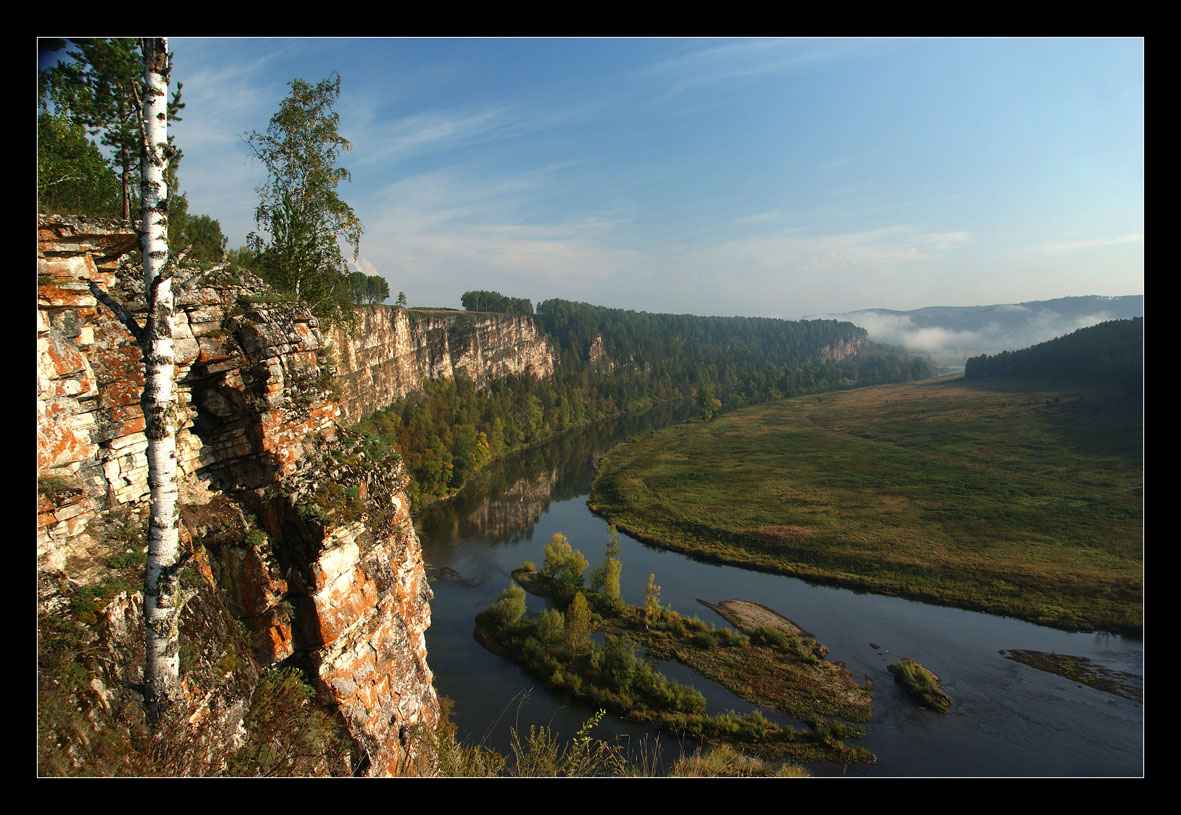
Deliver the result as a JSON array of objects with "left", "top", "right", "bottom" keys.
[{"left": 40, "top": 38, "right": 184, "bottom": 222}]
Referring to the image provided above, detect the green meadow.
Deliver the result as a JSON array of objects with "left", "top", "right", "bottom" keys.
[{"left": 590, "top": 377, "right": 1143, "bottom": 635}]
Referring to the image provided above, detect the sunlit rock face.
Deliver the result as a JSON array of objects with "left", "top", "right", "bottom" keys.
[
  {"left": 37, "top": 215, "right": 438, "bottom": 775},
  {"left": 328, "top": 306, "right": 557, "bottom": 425}
]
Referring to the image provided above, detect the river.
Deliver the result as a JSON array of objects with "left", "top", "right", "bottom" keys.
[{"left": 414, "top": 405, "right": 1143, "bottom": 777}]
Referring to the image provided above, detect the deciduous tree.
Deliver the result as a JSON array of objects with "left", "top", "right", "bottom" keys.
[
  {"left": 245, "top": 72, "right": 362, "bottom": 324},
  {"left": 40, "top": 38, "right": 184, "bottom": 222},
  {"left": 85, "top": 38, "right": 187, "bottom": 721}
]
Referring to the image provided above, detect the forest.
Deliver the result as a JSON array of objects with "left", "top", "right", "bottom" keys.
[
  {"left": 965, "top": 318, "right": 1142, "bottom": 393},
  {"left": 357, "top": 295, "right": 935, "bottom": 507}
]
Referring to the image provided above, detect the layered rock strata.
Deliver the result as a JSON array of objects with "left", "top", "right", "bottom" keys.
[
  {"left": 328, "top": 306, "right": 556, "bottom": 426},
  {"left": 37, "top": 215, "right": 439, "bottom": 775}
]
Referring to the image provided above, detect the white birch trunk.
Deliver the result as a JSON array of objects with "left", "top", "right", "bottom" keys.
[{"left": 139, "top": 37, "right": 182, "bottom": 715}]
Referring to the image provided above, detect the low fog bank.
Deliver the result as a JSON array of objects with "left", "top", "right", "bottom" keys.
[{"left": 816, "top": 295, "right": 1143, "bottom": 373}]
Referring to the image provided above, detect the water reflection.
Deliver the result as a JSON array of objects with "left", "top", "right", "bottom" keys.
[{"left": 415, "top": 405, "right": 1143, "bottom": 777}]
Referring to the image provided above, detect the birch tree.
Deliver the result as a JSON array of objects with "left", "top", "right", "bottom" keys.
[
  {"left": 244, "top": 72, "right": 362, "bottom": 325},
  {"left": 86, "top": 37, "right": 186, "bottom": 720},
  {"left": 40, "top": 38, "right": 184, "bottom": 222}
]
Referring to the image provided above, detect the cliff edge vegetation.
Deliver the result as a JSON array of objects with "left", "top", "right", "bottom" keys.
[{"left": 590, "top": 377, "right": 1142, "bottom": 636}]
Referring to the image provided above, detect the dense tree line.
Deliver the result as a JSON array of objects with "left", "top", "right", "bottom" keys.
[
  {"left": 359, "top": 296, "right": 933, "bottom": 507},
  {"left": 965, "top": 318, "right": 1142, "bottom": 394},
  {"left": 348, "top": 271, "right": 390, "bottom": 304},
  {"left": 461, "top": 290, "right": 534, "bottom": 315}
]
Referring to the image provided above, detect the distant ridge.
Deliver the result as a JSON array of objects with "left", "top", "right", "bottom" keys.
[
  {"left": 817, "top": 295, "right": 1143, "bottom": 370},
  {"left": 965, "top": 317, "right": 1142, "bottom": 393}
]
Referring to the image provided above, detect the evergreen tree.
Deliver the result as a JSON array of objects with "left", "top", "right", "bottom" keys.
[{"left": 40, "top": 38, "right": 184, "bottom": 222}]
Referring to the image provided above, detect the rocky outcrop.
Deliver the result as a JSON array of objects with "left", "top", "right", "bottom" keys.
[
  {"left": 37, "top": 215, "right": 438, "bottom": 775},
  {"left": 813, "top": 336, "right": 864, "bottom": 363},
  {"left": 328, "top": 306, "right": 556, "bottom": 426}
]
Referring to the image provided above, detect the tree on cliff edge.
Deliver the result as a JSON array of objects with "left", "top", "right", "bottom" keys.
[
  {"left": 86, "top": 38, "right": 187, "bottom": 721},
  {"left": 244, "top": 72, "right": 362, "bottom": 326}
]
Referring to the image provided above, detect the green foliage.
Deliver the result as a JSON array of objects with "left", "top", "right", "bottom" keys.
[
  {"left": 563, "top": 592, "right": 594, "bottom": 650},
  {"left": 540, "top": 533, "right": 588, "bottom": 602},
  {"left": 887, "top": 658, "right": 952, "bottom": 713},
  {"left": 966, "top": 318, "right": 1143, "bottom": 395},
  {"left": 477, "top": 582, "right": 528, "bottom": 633},
  {"left": 245, "top": 72, "right": 362, "bottom": 327},
  {"left": 461, "top": 290, "right": 533, "bottom": 315},
  {"left": 228, "top": 667, "right": 352, "bottom": 776},
  {"left": 171, "top": 204, "right": 228, "bottom": 262},
  {"left": 643, "top": 572, "right": 662, "bottom": 629},
  {"left": 37, "top": 111, "right": 122, "bottom": 217},
  {"left": 39, "top": 38, "right": 184, "bottom": 221},
  {"left": 349, "top": 271, "right": 391, "bottom": 304},
  {"left": 590, "top": 525, "right": 624, "bottom": 606},
  {"left": 696, "top": 383, "right": 721, "bottom": 421}
]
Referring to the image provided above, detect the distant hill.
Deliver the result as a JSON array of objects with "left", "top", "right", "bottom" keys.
[
  {"left": 818, "top": 295, "right": 1143, "bottom": 371},
  {"left": 965, "top": 318, "right": 1142, "bottom": 394}
]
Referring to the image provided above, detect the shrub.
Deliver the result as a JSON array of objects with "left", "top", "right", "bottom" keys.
[{"left": 228, "top": 667, "right": 351, "bottom": 776}]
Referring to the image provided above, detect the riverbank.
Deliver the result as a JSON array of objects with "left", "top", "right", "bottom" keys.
[
  {"left": 589, "top": 378, "right": 1142, "bottom": 636},
  {"left": 471, "top": 557, "right": 875, "bottom": 766}
]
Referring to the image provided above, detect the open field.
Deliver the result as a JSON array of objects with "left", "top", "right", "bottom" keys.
[{"left": 589, "top": 377, "right": 1143, "bottom": 635}]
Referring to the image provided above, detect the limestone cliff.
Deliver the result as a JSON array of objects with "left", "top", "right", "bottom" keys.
[
  {"left": 328, "top": 306, "right": 556, "bottom": 426},
  {"left": 37, "top": 215, "right": 438, "bottom": 775},
  {"left": 813, "top": 335, "right": 864, "bottom": 363}
]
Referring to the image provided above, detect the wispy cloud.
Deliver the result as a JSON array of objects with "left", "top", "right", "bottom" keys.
[
  {"left": 352, "top": 107, "right": 517, "bottom": 166},
  {"left": 643, "top": 38, "right": 851, "bottom": 99},
  {"left": 1027, "top": 234, "right": 1144, "bottom": 255},
  {"left": 697, "top": 225, "right": 969, "bottom": 276},
  {"left": 356, "top": 167, "right": 640, "bottom": 306}
]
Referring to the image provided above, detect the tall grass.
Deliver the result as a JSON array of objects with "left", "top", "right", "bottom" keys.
[{"left": 590, "top": 378, "right": 1142, "bottom": 635}]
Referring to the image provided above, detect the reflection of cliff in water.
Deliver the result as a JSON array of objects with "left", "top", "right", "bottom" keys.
[
  {"left": 415, "top": 401, "right": 696, "bottom": 546},
  {"left": 452, "top": 466, "right": 561, "bottom": 542}
]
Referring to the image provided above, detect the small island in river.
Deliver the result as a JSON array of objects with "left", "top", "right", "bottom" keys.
[
  {"left": 473, "top": 531, "right": 875, "bottom": 767},
  {"left": 1001, "top": 650, "right": 1142, "bottom": 702}
]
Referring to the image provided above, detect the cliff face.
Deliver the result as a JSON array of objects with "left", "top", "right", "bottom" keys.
[
  {"left": 813, "top": 336, "right": 864, "bottom": 364},
  {"left": 328, "top": 306, "right": 556, "bottom": 426},
  {"left": 37, "top": 215, "right": 438, "bottom": 775}
]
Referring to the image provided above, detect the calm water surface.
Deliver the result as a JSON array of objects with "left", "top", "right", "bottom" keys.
[{"left": 415, "top": 407, "right": 1143, "bottom": 777}]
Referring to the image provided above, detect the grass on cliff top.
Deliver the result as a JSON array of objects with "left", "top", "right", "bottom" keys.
[{"left": 590, "top": 377, "right": 1143, "bottom": 636}]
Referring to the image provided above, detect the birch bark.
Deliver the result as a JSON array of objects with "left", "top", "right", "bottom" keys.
[{"left": 138, "top": 37, "right": 182, "bottom": 717}]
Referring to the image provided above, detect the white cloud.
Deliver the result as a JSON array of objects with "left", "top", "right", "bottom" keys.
[
  {"left": 1027, "top": 234, "right": 1143, "bottom": 254},
  {"left": 642, "top": 38, "right": 855, "bottom": 99},
  {"left": 693, "top": 225, "right": 969, "bottom": 279},
  {"left": 352, "top": 107, "right": 516, "bottom": 166}
]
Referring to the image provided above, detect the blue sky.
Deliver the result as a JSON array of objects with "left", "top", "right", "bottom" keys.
[{"left": 161, "top": 37, "right": 1142, "bottom": 319}]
